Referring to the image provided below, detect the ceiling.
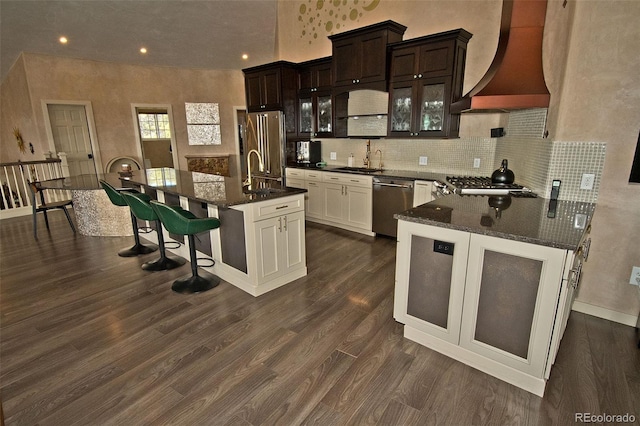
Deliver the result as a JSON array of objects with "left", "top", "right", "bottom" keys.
[{"left": 0, "top": 0, "right": 280, "bottom": 81}]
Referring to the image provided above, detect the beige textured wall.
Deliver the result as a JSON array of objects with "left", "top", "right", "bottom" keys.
[
  {"left": 1, "top": 53, "right": 246, "bottom": 175},
  {"left": 553, "top": 0, "right": 640, "bottom": 318},
  {"left": 0, "top": 55, "right": 38, "bottom": 163}
]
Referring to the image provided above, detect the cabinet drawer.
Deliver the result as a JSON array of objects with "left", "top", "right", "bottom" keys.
[
  {"left": 286, "top": 178, "right": 305, "bottom": 189},
  {"left": 323, "top": 172, "right": 372, "bottom": 187},
  {"left": 252, "top": 195, "right": 303, "bottom": 221},
  {"left": 285, "top": 168, "right": 305, "bottom": 178},
  {"left": 305, "top": 170, "right": 324, "bottom": 181}
]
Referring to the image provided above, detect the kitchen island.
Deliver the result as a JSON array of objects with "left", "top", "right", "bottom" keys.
[
  {"left": 393, "top": 195, "right": 595, "bottom": 396},
  {"left": 120, "top": 168, "right": 308, "bottom": 297}
]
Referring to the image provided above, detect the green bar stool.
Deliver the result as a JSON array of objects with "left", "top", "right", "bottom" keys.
[
  {"left": 99, "top": 180, "right": 158, "bottom": 257},
  {"left": 121, "top": 191, "right": 187, "bottom": 271},
  {"left": 150, "top": 200, "right": 221, "bottom": 294}
]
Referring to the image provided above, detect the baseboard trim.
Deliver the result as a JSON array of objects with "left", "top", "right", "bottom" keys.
[{"left": 572, "top": 300, "right": 639, "bottom": 327}]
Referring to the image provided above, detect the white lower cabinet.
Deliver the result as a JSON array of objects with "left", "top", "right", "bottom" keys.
[
  {"left": 394, "top": 220, "right": 571, "bottom": 396},
  {"left": 285, "top": 168, "right": 373, "bottom": 235},
  {"left": 305, "top": 180, "right": 324, "bottom": 219},
  {"left": 413, "top": 180, "right": 434, "bottom": 207},
  {"left": 254, "top": 210, "right": 305, "bottom": 283}
]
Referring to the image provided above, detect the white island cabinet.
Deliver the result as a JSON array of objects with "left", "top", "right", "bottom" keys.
[{"left": 394, "top": 219, "right": 582, "bottom": 396}]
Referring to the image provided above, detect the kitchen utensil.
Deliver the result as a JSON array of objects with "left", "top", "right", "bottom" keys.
[{"left": 491, "top": 159, "right": 515, "bottom": 185}]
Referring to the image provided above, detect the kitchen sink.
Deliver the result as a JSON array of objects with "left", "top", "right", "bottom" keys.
[{"left": 333, "top": 166, "right": 384, "bottom": 174}]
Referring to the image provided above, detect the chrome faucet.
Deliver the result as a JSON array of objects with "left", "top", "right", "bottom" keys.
[
  {"left": 363, "top": 140, "right": 372, "bottom": 169},
  {"left": 374, "top": 149, "right": 383, "bottom": 170},
  {"left": 244, "top": 149, "right": 264, "bottom": 188}
]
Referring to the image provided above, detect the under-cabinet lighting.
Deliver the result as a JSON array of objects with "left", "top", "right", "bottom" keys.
[{"left": 59, "top": 36, "right": 68, "bottom": 44}]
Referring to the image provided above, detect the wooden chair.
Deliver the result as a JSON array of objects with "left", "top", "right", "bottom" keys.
[{"left": 28, "top": 179, "right": 76, "bottom": 239}]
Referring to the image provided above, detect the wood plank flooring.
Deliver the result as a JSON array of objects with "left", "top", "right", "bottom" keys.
[{"left": 1, "top": 211, "right": 638, "bottom": 425}]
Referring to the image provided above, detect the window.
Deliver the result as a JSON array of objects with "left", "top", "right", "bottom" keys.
[{"left": 137, "top": 112, "right": 171, "bottom": 139}]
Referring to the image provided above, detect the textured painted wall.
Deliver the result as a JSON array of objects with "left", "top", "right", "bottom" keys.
[{"left": 1, "top": 53, "right": 245, "bottom": 175}]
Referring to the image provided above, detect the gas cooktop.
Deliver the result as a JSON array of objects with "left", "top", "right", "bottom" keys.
[{"left": 446, "top": 176, "right": 536, "bottom": 196}]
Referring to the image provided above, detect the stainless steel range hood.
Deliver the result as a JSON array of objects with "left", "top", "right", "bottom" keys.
[{"left": 451, "top": 0, "right": 550, "bottom": 113}]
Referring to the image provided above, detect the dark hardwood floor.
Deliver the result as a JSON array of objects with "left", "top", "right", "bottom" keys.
[{"left": 1, "top": 211, "right": 638, "bottom": 425}]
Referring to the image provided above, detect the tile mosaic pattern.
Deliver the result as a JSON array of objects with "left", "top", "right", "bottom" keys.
[{"left": 317, "top": 108, "right": 606, "bottom": 202}]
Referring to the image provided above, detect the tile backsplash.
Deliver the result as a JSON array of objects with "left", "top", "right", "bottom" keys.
[{"left": 316, "top": 110, "right": 606, "bottom": 202}]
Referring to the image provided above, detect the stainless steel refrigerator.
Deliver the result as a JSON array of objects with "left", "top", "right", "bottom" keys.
[{"left": 243, "top": 111, "right": 285, "bottom": 184}]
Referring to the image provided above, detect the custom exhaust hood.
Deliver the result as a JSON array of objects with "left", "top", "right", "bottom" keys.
[{"left": 451, "top": 0, "right": 550, "bottom": 113}]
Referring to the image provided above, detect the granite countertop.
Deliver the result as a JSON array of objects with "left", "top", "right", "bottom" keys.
[
  {"left": 287, "top": 164, "right": 449, "bottom": 183},
  {"left": 120, "top": 168, "right": 306, "bottom": 207},
  {"left": 395, "top": 195, "right": 596, "bottom": 251}
]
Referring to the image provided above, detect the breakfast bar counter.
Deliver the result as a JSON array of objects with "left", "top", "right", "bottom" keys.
[{"left": 119, "top": 168, "right": 308, "bottom": 297}]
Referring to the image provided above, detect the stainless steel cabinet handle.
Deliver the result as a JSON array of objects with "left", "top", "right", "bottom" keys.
[
  {"left": 283, "top": 215, "right": 287, "bottom": 231},
  {"left": 374, "top": 182, "right": 412, "bottom": 189},
  {"left": 278, "top": 217, "right": 282, "bottom": 232},
  {"left": 275, "top": 205, "right": 289, "bottom": 210}
]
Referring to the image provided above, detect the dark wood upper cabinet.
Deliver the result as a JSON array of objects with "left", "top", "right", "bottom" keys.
[
  {"left": 243, "top": 61, "right": 298, "bottom": 136},
  {"left": 297, "top": 57, "right": 334, "bottom": 138},
  {"left": 243, "top": 61, "right": 298, "bottom": 113},
  {"left": 329, "top": 21, "right": 406, "bottom": 90},
  {"left": 388, "top": 29, "right": 472, "bottom": 139},
  {"left": 298, "top": 57, "right": 332, "bottom": 93}
]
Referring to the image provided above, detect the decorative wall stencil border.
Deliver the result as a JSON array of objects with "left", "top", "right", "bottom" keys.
[{"left": 298, "top": 0, "right": 381, "bottom": 44}]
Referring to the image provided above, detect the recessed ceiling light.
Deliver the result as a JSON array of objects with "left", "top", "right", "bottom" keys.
[
  {"left": 242, "top": 54, "right": 249, "bottom": 60},
  {"left": 59, "top": 36, "right": 68, "bottom": 44},
  {"left": 140, "top": 47, "right": 147, "bottom": 54}
]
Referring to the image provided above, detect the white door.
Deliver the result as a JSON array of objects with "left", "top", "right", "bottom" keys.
[{"left": 47, "top": 104, "right": 96, "bottom": 176}]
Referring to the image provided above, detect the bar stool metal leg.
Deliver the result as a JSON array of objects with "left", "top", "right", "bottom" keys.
[{"left": 171, "top": 234, "right": 220, "bottom": 294}]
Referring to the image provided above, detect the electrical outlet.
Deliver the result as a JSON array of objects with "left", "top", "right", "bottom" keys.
[
  {"left": 473, "top": 158, "right": 481, "bottom": 168},
  {"left": 330, "top": 152, "right": 337, "bottom": 160},
  {"left": 630, "top": 266, "right": 640, "bottom": 286},
  {"left": 419, "top": 156, "right": 428, "bottom": 166},
  {"left": 580, "top": 173, "right": 595, "bottom": 190}
]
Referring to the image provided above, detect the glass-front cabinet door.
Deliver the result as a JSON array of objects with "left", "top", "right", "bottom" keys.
[
  {"left": 298, "top": 97, "right": 313, "bottom": 134},
  {"left": 298, "top": 93, "right": 332, "bottom": 138},
  {"left": 420, "top": 82, "right": 445, "bottom": 132},
  {"left": 316, "top": 94, "right": 332, "bottom": 134},
  {"left": 388, "top": 77, "right": 453, "bottom": 138},
  {"left": 390, "top": 86, "right": 413, "bottom": 134}
]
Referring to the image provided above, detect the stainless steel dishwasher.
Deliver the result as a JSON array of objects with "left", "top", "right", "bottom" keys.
[{"left": 372, "top": 176, "right": 414, "bottom": 238}]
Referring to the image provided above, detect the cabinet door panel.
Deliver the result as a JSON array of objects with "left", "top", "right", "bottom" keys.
[
  {"left": 474, "top": 250, "right": 542, "bottom": 359},
  {"left": 255, "top": 218, "right": 281, "bottom": 280},
  {"left": 407, "top": 235, "right": 454, "bottom": 329},
  {"left": 345, "top": 185, "right": 371, "bottom": 229},
  {"left": 262, "top": 70, "right": 282, "bottom": 107},
  {"left": 333, "top": 40, "right": 359, "bottom": 85},
  {"left": 316, "top": 95, "right": 332, "bottom": 134},
  {"left": 390, "top": 47, "right": 418, "bottom": 81},
  {"left": 306, "top": 181, "right": 324, "bottom": 219},
  {"left": 284, "top": 212, "right": 305, "bottom": 269},
  {"left": 390, "top": 84, "right": 414, "bottom": 134},
  {"left": 246, "top": 74, "right": 264, "bottom": 110},
  {"left": 299, "top": 97, "right": 313, "bottom": 134},
  {"left": 461, "top": 234, "right": 566, "bottom": 377},
  {"left": 323, "top": 183, "right": 343, "bottom": 221},
  {"left": 418, "top": 40, "right": 453, "bottom": 78},
  {"left": 360, "top": 35, "right": 386, "bottom": 82},
  {"left": 394, "top": 222, "right": 470, "bottom": 344}
]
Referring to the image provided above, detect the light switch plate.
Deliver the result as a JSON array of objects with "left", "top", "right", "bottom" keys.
[
  {"left": 473, "top": 158, "right": 481, "bottom": 168},
  {"left": 630, "top": 266, "right": 640, "bottom": 286},
  {"left": 330, "top": 152, "right": 337, "bottom": 160},
  {"left": 580, "top": 173, "right": 595, "bottom": 190},
  {"left": 419, "top": 156, "right": 428, "bottom": 166}
]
